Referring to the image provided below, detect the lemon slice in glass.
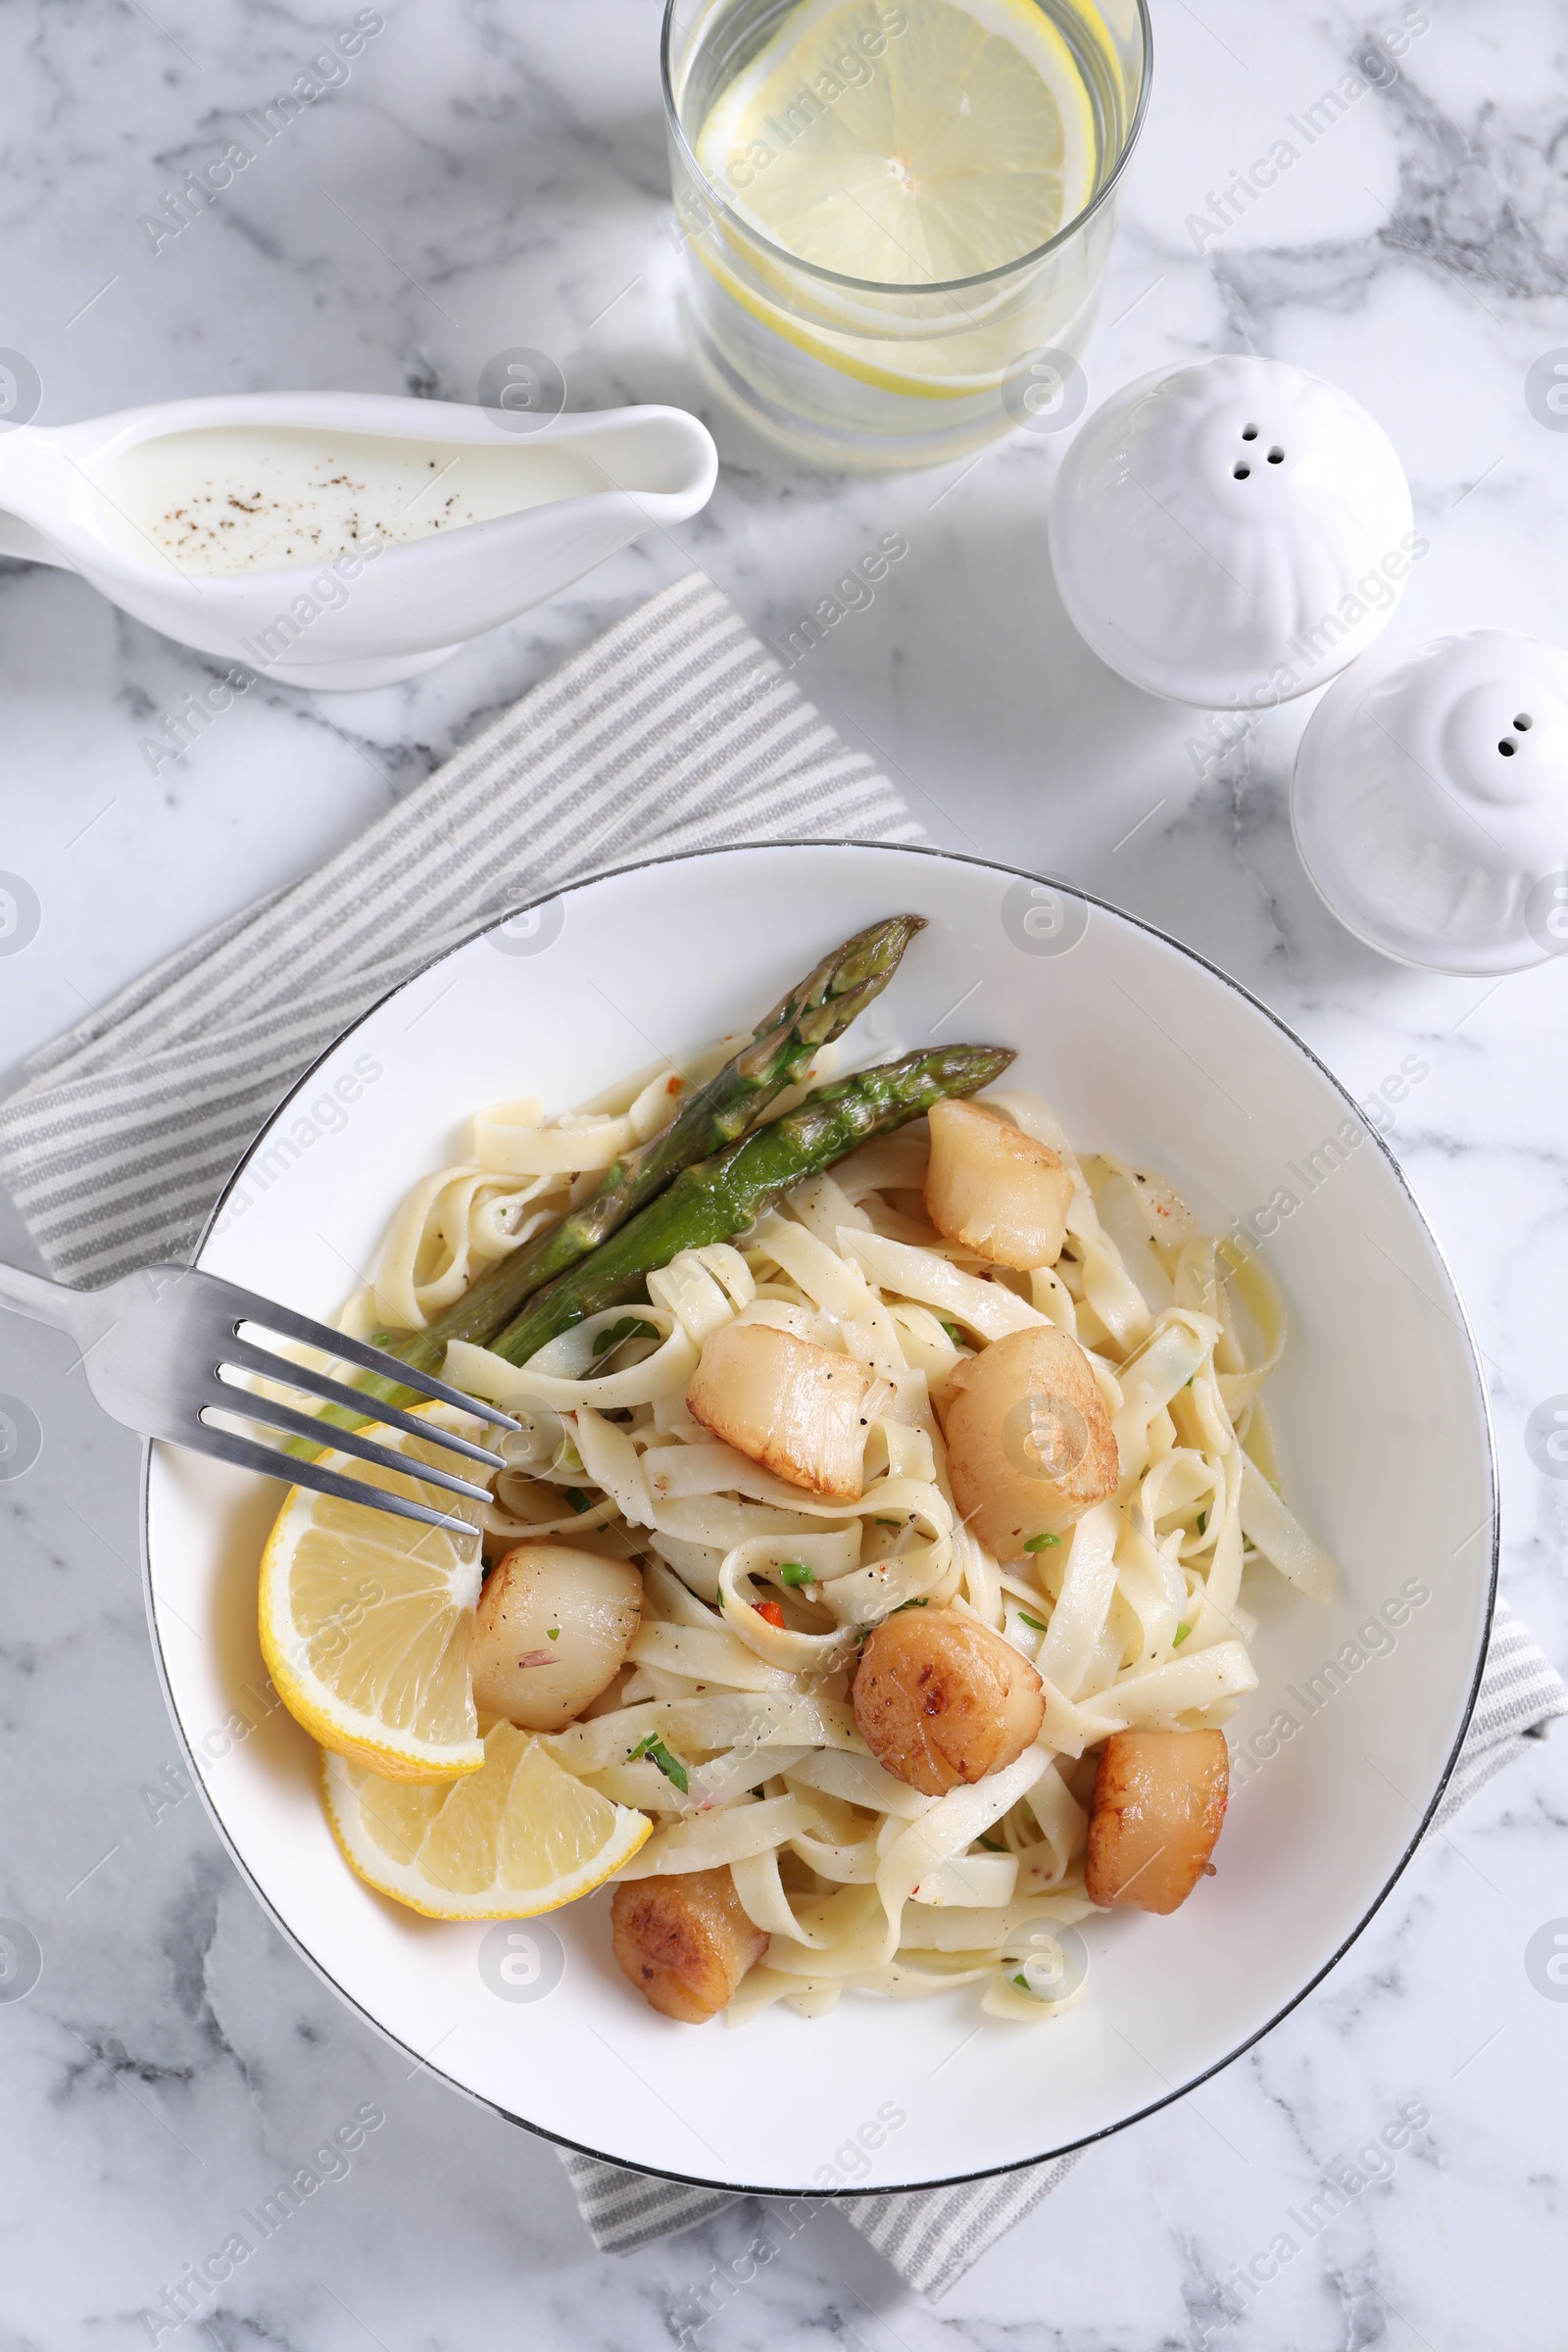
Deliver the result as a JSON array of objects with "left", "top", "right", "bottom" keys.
[
  {"left": 259, "top": 1404, "right": 487, "bottom": 1783},
  {"left": 696, "top": 0, "right": 1097, "bottom": 285},
  {"left": 321, "top": 1724, "right": 653, "bottom": 1919}
]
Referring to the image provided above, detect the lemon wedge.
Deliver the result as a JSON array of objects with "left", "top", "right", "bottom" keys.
[
  {"left": 321, "top": 1723, "right": 653, "bottom": 1919},
  {"left": 695, "top": 0, "right": 1097, "bottom": 286},
  {"left": 259, "top": 1404, "right": 487, "bottom": 1783}
]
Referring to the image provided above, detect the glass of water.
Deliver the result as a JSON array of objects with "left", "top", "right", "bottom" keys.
[{"left": 662, "top": 0, "right": 1151, "bottom": 468}]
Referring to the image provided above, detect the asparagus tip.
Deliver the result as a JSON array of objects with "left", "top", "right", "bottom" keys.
[{"left": 954, "top": 1044, "right": 1016, "bottom": 1091}]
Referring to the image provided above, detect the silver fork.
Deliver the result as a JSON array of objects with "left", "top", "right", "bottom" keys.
[{"left": 0, "top": 1258, "right": 517, "bottom": 1533}]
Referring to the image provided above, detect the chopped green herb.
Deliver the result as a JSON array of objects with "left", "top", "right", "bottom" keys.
[
  {"left": 1011, "top": 1972, "right": 1030, "bottom": 1990},
  {"left": 546, "top": 1627, "right": 561, "bottom": 1642},
  {"left": 778, "top": 1560, "right": 814, "bottom": 1587},
  {"left": 592, "top": 1315, "right": 659, "bottom": 1358},
  {"left": 564, "top": 1488, "right": 591, "bottom": 1514},
  {"left": 891, "top": 1596, "right": 929, "bottom": 1613},
  {"left": 977, "top": 1834, "right": 1007, "bottom": 1853},
  {"left": 941, "top": 1321, "right": 964, "bottom": 1346},
  {"left": 874, "top": 1517, "right": 903, "bottom": 1528},
  {"left": 1184, "top": 1375, "right": 1194, "bottom": 1389},
  {"left": 628, "top": 1734, "right": 690, "bottom": 1794},
  {"left": 1023, "top": 1532, "right": 1061, "bottom": 1552},
  {"left": 1017, "top": 1610, "right": 1048, "bottom": 1634},
  {"left": 1196, "top": 1510, "right": 1207, "bottom": 1536},
  {"left": 1173, "top": 1622, "right": 1192, "bottom": 1647}
]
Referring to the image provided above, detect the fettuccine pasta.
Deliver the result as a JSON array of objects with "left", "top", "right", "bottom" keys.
[{"left": 341, "top": 1032, "right": 1334, "bottom": 2027}]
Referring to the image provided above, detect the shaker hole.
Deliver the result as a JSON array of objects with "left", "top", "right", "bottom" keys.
[
  {"left": 1515, "top": 712, "right": 1534, "bottom": 730},
  {"left": 1241, "top": 424, "right": 1258, "bottom": 441},
  {"left": 1267, "top": 445, "right": 1285, "bottom": 463},
  {"left": 1234, "top": 462, "right": 1250, "bottom": 479},
  {"left": 1498, "top": 740, "right": 1517, "bottom": 757}
]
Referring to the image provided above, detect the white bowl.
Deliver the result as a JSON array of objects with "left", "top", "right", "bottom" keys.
[{"left": 142, "top": 843, "right": 1494, "bottom": 2195}]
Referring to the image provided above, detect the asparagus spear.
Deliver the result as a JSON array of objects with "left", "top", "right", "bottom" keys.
[
  {"left": 381, "top": 912, "right": 921, "bottom": 1366},
  {"left": 293, "top": 917, "right": 924, "bottom": 1448},
  {"left": 487, "top": 1042, "right": 1015, "bottom": 1368}
]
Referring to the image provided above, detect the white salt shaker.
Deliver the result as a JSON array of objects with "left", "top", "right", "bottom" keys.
[
  {"left": 1049, "top": 355, "right": 1417, "bottom": 708},
  {"left": 1292, "top": 626, "right": 1568, "bottom": 974}
]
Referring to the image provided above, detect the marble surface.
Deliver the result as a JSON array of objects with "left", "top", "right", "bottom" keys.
[{"left": 2, "top": 0, "right": 1567, "bottom": 2343}]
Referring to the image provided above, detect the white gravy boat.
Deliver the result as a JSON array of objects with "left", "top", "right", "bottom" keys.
[{"left": 0, "top": 391, "right": 717, "bottom": 689}]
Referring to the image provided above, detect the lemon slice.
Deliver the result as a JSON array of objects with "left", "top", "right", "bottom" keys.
[
  {"left": 321, "top": 1723, "right": 652, "bottom": 1919},
  {"left": 260, "top": 1404, "right": 487, "bottom": 1783},
  {"left": 695, "top": 0, "right": 1097, "bottom": 286}
]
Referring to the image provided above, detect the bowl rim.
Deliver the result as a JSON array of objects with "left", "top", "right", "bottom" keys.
[{"left": 139, "top": 837, "right": 1499, "bottom": 2197}]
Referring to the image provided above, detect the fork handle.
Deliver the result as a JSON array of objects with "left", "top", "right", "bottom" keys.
[{"left": 0, "top": 1258, "right": 86, "bottom": 1334}]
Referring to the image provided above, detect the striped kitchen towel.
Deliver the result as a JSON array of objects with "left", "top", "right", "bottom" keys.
[
  {"left": 0, "top": 570, "right": 1560, "bottom": 2299},
  {"left": 0, "top": 570, "right": 917, "bottom": 1286}
]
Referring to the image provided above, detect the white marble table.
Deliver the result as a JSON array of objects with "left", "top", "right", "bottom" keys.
[{"left": 2, "top": 0, "right": 1565, "bottom": 2343}]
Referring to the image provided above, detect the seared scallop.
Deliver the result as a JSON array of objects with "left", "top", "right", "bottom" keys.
[
  {"left": 943, "top": 1325, "right": 1118, "bottom": 1561},
  {"left": 611, "top": 1866, "right": 768, "bottom": 2022},
  {"left": 1084, "top": 1729, "right": 1228, "bottom": 1914},
  {"left": 924, "top": 1097, "right": 1075, "bottom": 1270},
  {"left": 852, "top": 1605, "right": 1045, "bottom": 1795},
  {"left": 470, "top": 1544, "right": 642, "bottom": 1733},
  {"left": 686, "top": 1320, "right": 875, "bottom": 1499}
]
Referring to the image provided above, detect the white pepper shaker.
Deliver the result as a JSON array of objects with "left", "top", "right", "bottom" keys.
[
  {"left": 1049, "top": 354, "right": 1417, "bottom": 709},
  {"left": 1292, "top": 626, "right": 1568, "bottom": 973}
]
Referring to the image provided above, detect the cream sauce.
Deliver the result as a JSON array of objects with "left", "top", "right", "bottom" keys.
[{"left": 99, "top": 424, "right": 605, "bottom": 575}]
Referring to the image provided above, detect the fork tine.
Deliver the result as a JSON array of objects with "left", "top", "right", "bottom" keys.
[
  {"left": 209, "top": 1278, "right": 519, "bottom": 1429},
  {"left": 207, "top": 1390, "right": 494, "bottom": 1503},
  {"left": 191, "top": 1423, "right": 477, "bottom": 1536},
  {"left": 220, "top": 1337, "right": 510, "bottom": 1469}
]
